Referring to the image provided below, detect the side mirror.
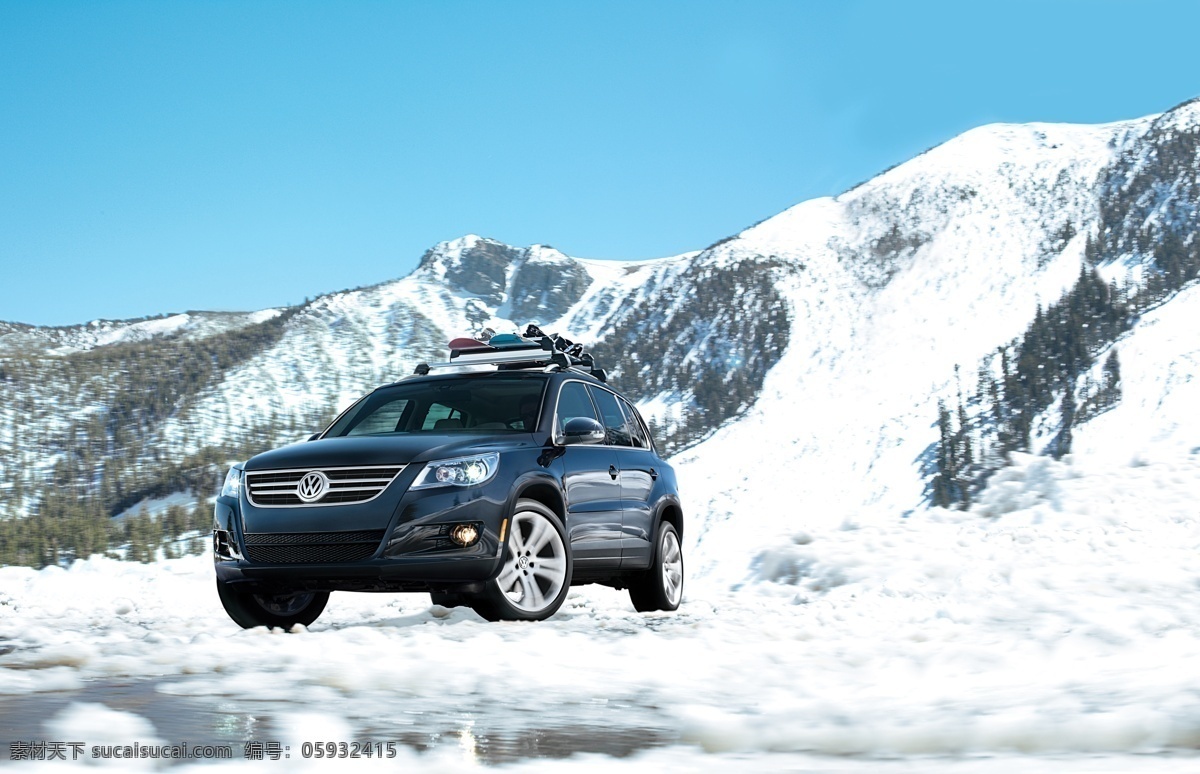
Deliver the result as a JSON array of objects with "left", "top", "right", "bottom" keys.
[
  {"left": 558, "top": 417, "right": 605, "bottom": 445},
  {"left": 308, "top": 433, "right": 321, "bottom": 442}
]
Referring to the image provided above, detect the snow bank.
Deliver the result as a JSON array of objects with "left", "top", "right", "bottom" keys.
[
  {"left": 738, "top": 452, "right": 1200, "bottom": 756},
  {"left": 4, "top": 453, "right": 1200, "bottom": 769}
]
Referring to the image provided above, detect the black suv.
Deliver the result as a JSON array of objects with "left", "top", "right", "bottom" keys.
[{"left": 213, "top": 341, "right": 684, "bottom": 628}]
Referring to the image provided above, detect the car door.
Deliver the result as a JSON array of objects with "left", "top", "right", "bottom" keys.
[
  {"left": 617, "top": 396, "right": 660, "bottom": 568},
  {"left": 554, "top": 381, "right": 623, "bottom": 565},
  {"left": 586, "top": 386, "right": 655, "bottom": 569}
]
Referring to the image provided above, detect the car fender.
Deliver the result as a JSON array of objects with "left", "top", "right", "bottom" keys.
[
  {"left": 650, "top": 493, "right": 684, "bottom": 542},
  {"left": 505, "top": 468, "right": 568, "bottom": 525}
]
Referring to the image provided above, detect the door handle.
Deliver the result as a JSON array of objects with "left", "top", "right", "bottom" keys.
[
  {"left": 650, "top": 468, "right": 658, "bottom": 480},
  {"left": 609, "top": 465, "right": 619, "bottom": 480}
]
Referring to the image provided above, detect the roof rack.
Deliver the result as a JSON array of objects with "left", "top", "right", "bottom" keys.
[{"left": 411, "top": 325, "right": 608, "bottom": 382}]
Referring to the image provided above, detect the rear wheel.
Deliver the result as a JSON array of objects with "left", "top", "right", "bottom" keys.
[
  {"left": 629, "top": 521, "right": 683, "bottom": 612},
  {"left": 471, "top": 500, "right": 572, "bottom": 622},
  {"left": 216, "top": 581, "right": 329, "bottom": 630}
]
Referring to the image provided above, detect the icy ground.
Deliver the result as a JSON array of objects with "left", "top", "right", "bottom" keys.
[{"left": 3, "top": 452, "right": 1200, "bottom": 772}]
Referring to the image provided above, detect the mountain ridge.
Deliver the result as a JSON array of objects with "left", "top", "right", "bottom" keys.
[
  {"left": 6, "top": 99, "right": 1190, "bottom": 340},
  {"left": 4, "top": 97, "right": 1200, "bottom": 572}
]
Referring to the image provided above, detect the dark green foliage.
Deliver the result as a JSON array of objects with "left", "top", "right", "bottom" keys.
[
  {"left": 1056, "top": 389, "right": 1075, "bottom": 459},
  {"left": 0, "top": 429, "right": 309, "bottom": 567},
  {"left": 1078, "top": 349, "right": 1122, "bottom": 422},
  {"left": 0, "top": 256, "right": 791, "bottom": 565},
  {"left": 0, "top": 491, "right": 120, "bottom": 567},
  {"left": 930, "top": 390, "right": 975, "bottom": 508},
  {"left": 936, "top": 104, "right": 1200, "bottom": 506},
  {"left": 84, "top": 309, "right": 298, "bottom": 443},
  {"left": 931, "top": 400, "right": 956, "bottom": 507},
  {"left": 124, "top": 509, "right": 159, "bottom": 564},
  {"left": 1099, "top": 100, "right": 1200, "bottom": 263},
  {"left": 0, "top": 310, "right": 318, "bottom": 568},
  {"left": 935, "top": 263, "right": 1133, "bottom": 505},
  {"left": 995, "top": 265, "right": 1128, "bottom": 454}
]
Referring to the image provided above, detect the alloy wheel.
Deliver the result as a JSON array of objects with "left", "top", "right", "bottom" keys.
[
  {"left": 494, "top": 509, "right": 568, "bottom": 613},
  {"left": 661, "top": 529, "right": 683, "bottom": 606}
]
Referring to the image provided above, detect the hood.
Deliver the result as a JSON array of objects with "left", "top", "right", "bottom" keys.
[{"left": 244, "top": 433, "right": 538, "bottom": 471}]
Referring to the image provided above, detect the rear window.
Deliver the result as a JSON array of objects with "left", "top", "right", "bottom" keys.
[
  {"left": 618, "top": 398, "right": 652, "bottom": 449},
  {"left": 325, "top": 376, "right": 547, "bottom": 437}
]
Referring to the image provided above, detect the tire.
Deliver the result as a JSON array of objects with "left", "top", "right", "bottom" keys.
[
  {"left": 471, "top": 499, "right": 572, "bottom": 622},
  {"left": 216, "top": 580, "right": 329, "bottom": 630},
  {"left": 628, "top": 521, "right": 683, "bottom": 612}
]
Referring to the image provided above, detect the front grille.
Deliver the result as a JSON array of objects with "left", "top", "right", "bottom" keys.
[
  {"left": 243, "top": 530, "right": 386, "bottom": 564},
  {"left": 245, "top": 465, "right": 404, "bottom": 507}
]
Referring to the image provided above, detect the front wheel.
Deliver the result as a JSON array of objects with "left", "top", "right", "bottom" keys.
[
  {"left": 471, "top": 500, "right": 572, "bottom": 622},
  {"left": 628, "top": 521, "right": 683, "bottom": 612},
  {"left": 216, "top": 581, "right": 329, "bottom": 630}
]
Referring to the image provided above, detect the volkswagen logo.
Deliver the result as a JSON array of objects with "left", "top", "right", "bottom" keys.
[{"left": 295, "top": 471, "right": 329, "bottom": 503}]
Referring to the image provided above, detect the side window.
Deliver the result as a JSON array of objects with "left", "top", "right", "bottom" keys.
[
  {"left": 587, "top": 386, "right": 633, "bottom": 447},
  {"left": 346, "top": 398, "right": 410, "bottom": 436},
  {"left": 555, "top": 382, "right": 599, "bottom": 434},
  {"left": 619, "top": 398, "right": 651, "bottom": 449}
]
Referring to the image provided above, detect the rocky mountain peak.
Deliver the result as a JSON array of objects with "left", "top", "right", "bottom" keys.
[
  {"left": 414, "top": 235, "right": 594, "bottom": 323},
  {"left": 416, "top": 235, "right": 523, "bottom": 305}
]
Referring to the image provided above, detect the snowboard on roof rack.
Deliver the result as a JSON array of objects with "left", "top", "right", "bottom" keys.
[
  {"left": 487, "top": 333, "right": 537, "bottom": 349},
  {"left": 447, "top": 337, "right": 492, "bottom": 352},
  {"left": 412, "top": 324, "right": 608, "bottom": 382}
]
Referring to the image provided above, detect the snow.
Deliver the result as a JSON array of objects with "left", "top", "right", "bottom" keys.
[
  {"left": 1071, "top": 281, "right": 1200, "bottom": 463},
  {"left": 2, "top": 101, "right": 1174, "bottom": 516},
  {"left": 21, "top": 310, "right": 291, "bottom": 357},
  {"left": 654, "top": 98, "right": 1191, "bottom": 599},
  {"left": 4, "top": 452, "right": 1200, "bottom": 771},
  {"left": 246, "top": 309, "right": 285, "bottom": 325},
  {"left": 7, "top": 100, "right": 1200, "bottom": 771},
  {"left": 46, "top": 703, "right": 166, "bottom": 770}
]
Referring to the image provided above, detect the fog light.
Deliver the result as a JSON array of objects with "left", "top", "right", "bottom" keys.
[
  {"left": 213, "top": 530, "right": 241, "bottom": 560},
  {"left": 449, "top": 523, "right": 481, "bottom": 547}
]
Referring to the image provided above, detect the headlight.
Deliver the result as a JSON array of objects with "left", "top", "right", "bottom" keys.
[
  {"left": 411, "top": 453, "right": 499, "bottom": 489},
  {"left": 221, "top": 465, "right": 244, "bottom": 498}
]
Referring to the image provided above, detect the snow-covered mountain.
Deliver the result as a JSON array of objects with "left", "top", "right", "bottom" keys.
[
  {"left": 0, "top": 309, "right": 287, "bottom": 358},
  {"left": 7, "top": 99, "right": 1200, "bottom": 772},
  {"left": 4, "top": 97, "right": 1200, "bottom": 577}
]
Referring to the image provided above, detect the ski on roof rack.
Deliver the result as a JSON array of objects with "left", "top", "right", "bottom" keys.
[{"left": 411, "top": 324, "right": 607, "bottom": 382}]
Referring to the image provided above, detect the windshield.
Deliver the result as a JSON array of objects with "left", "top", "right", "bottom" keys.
[{"left": 324, "top": 375, "right": 548, "bottom": 437}]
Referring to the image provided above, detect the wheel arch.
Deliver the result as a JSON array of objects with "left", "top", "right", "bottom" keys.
[
  {"left": 512, "top": 474, "right": 567, "bottom": 525},
  {"left": 655, "top": 497, "right": 684, "bottom": 541}
]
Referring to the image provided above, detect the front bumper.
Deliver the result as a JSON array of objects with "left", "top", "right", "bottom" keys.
[
  {"left": 213, "top": 472, "right": 513, "bottom": 594},
  {"left": 213, "top": 555, "right": 504, "bottom": 593}
]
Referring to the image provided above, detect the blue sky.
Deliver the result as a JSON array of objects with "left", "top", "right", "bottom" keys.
[{"left": 3, "top": 1, "right": 1200, "bottom": 326}]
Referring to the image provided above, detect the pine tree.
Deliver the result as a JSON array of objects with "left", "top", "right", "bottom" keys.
[
  {"left": 933, "top": 399, "right": 956, "bottom": 508},
  {"left": 956, "top": 396, "right": 973, "bottom": 470},
  {"left": 1057, "top": 392, "right": 1075, "bottom": 458},
  {"left": 1100, "top": 349, "right": 1122, "bottom": 409}
]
